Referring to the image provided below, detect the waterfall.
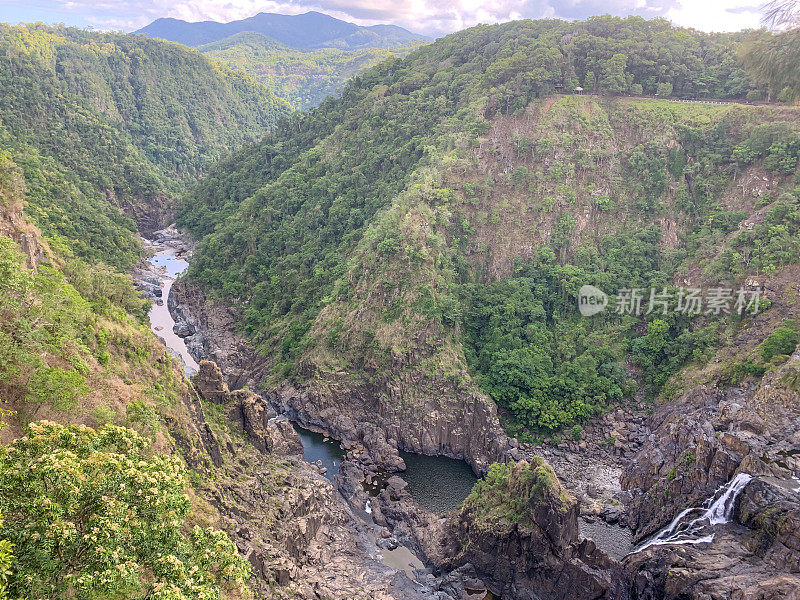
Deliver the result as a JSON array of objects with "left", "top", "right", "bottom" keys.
[{"left": 632, "top": 473, "right": 753, "bottom": 553}]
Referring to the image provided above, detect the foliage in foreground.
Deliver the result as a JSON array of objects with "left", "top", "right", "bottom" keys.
[{"left": 0, "top": 421, "right": 251, "bottom": 599}]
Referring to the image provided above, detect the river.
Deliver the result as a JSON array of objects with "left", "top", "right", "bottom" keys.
[
  {"left": 140, "top": 230, "right": 621, "bottom": 595},
  {"left": 141, "top": 231, "right": 480, "bottom": 515},
  {"left": 144, "top": 239, "right": 199, "bottom": 377}
]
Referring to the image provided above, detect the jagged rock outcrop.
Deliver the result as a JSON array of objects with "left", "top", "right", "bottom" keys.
[
  {"left": 736, "top": 477, "right": 800, "bottom": 576},
  {"left": 622, "top": 356, "right": 800, "bottom": 541},
  {"left": 0, "top": 167, "right": 49, "bottom": 269},
  {"left": 624, "top": 526, "right": 800, "bottom": 600},
  {"left": 193, "top": 360, "right": 302, "bottom": 456},
  {"left": 163, "top": 384, "right": 224, "bottom": 469},
  {"left": 438, "top": 459, "right": 629, "bottom": 600},
  {"left": 181, "top": 361, "right": 442, "bottom": 599}
]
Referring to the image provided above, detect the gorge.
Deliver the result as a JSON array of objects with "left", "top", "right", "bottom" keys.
[{"left": 0, "top": 11, "right": 799, "bottom": 600}]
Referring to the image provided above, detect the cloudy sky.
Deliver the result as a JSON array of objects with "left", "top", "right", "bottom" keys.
[{"left": 0, "top": 0, "right": 769, "bottom": 37}]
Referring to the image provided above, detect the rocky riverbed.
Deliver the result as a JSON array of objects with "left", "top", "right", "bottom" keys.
[{"left": 138, "top": 226, "right": 800, "bottom": 600}]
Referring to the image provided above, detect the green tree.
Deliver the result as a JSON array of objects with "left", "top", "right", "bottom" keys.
[
  {"left": 0, "top": 421, "right": 251, "bottom": 600},
  {"left": 656, "top": 82, "right": 674, "bottom": 97},
  {"left": 599, "top": 53, "right": 628, "bottom": 93},
  {"left": 583, "top": 70, "right": 596, "bottom": 92}
]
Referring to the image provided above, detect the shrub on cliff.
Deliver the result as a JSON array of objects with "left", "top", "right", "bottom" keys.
[
  {"left": 462, "top": 458, "right": 573, "bottom": 529},
  {"left": 0, "top": 421, "right": 251, "bottom": 599},
  {"left": 761, "top": 325, "right": 799, "bottom": 362}
]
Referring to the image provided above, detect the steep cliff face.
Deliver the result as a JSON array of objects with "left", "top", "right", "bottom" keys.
[
  {"left": 170, "top": 280, "right": 268, "bottom": 390},
  {"left": 177, "top": 93, "right": 800, "bottom": 471},
  {"left": 620, "top": 275, "right": 800, "bottom": 597},
  {"left": 621, "top": 267, "right": 800, "bottom": 536},
  {"left": 440, "top": 459, "right": 629, "bottom": 600},
  {"left": 189, "top": 359, "right": 440, "bottom": 599}
]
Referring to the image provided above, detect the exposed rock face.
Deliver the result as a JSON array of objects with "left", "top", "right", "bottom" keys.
[
  {"left": 181, "top": 361, "right": 444, "bottom": 599},
  {"left": 163, "top": 383, "right": 224, "bottom": 470},
  {"left": 736, "top": 477, "right": 800, "bottom": 577},
  {"left": 194, "top": 359, "right": 230, "bottom": 404},
  {"left": 624, "top": 527, "right": 800, "bottom": 600},
  {"left": 620, "top": 385, "right": 755, "bottom": 540},
  {"left": 194, "top": 360, "right": 302, "bottom": 456},
  {"left": 169, "top": 280, "right": 268, "bottom": 390},
  {"left": 0, "top": 179, "right": 49, "bottom": 269},
  {"left": 111, "top": 188, "right": 170, "bottom": 237},
  {"left": 438, "top": 460, "right": 629, "bottom": 600},
  {"left": 271, "top": 380, "right": 515, "bottom": 475}
]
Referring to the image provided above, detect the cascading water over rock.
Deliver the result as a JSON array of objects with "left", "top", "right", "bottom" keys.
[{"left": 632, "top": 473, "right": 753, "bottom": 553}]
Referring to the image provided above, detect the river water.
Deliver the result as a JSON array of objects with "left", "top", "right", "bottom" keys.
[
  {"left": 145, "top": 244, "right": 199, "bottom": 376},
  {"left": 399, "top": 450, "right": 478, "bottom": 513},
  {"left": 291, "top": 423, "right": 479, "bottom": 513},
  {"left": 291, "top": 423, "right": 345, "bottom": 480}
]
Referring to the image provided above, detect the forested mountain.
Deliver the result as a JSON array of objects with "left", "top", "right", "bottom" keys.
[
  {"left": 136, "top": 11, "right": 426, "bottom": 50},
  {"left": 0, "top": 23, "right": 290, "bottom": 268},
  {"left": 199, "top": 32, "right": 425, "bottom": 109},
  {"left": 178, "top": 15, "right": 799, "bottom": 437},
  {"left": 0, "top": 9, "right": 799, "bottom": 600}
]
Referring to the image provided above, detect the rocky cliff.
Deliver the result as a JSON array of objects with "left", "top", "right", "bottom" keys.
[
  {"left": 189, "top": 360, "right": 440, "bottom": 599},
  {"left": 440, "top": 459, "right": 628, "bottom": 600},
  {"left": 620, "top": 299, "right": 800, "bottom": 597},
  {"left": 172, "top": 272, "right": 517, "bottom": 475}
]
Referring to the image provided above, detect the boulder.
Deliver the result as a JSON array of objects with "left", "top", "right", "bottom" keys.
[{"left": 193, "top": 360, "right": 229, "bottom": 405}]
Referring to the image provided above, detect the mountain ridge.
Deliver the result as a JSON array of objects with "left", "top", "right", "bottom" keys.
[
  {"left": 135, "top": 10, "right": 427, "bottom": 50},
  {"left": 197, "top": 30, "right": 426, "bottom": 109}
]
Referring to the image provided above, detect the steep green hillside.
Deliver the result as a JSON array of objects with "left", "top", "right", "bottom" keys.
[
  {"left": 0, "top": 23, "right": 290, "bottom": 268},
  {"left": 177, "top": 17, "right": 800, "bottom": 437},
  {"left": 200, "top": 32, "right": 425, "bottom": 109},
  {"left": 0, "top": 142, "right": 259, "bottom": 600}
]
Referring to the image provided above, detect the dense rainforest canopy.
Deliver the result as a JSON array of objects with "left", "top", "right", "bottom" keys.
[
  {"left": 179, "top": 16, "right": 800, "bottom": 435},
  {"left": 0, "top": 23, "right": 290, "bottom": 268}
]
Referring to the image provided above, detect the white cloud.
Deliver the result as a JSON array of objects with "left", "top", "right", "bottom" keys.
[
  {"left": 665, "top": 0, "right": 763, "bottom": 31},
  {"left": 1, "top": 0, "right": 771, "bottom": 35}
]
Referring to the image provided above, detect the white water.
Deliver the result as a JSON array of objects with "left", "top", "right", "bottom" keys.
[{"left": 632, "top": 473, "right": 753, "bottom": 553}]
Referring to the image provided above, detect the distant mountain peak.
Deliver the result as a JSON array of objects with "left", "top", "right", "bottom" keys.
[{"left": 134, "top": 11, "right": 427, "bottom": 50}]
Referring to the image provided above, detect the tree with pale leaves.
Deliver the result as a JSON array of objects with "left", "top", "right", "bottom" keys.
[{"left": 0, "top": 421, "right": 251, "bottom": 600}]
